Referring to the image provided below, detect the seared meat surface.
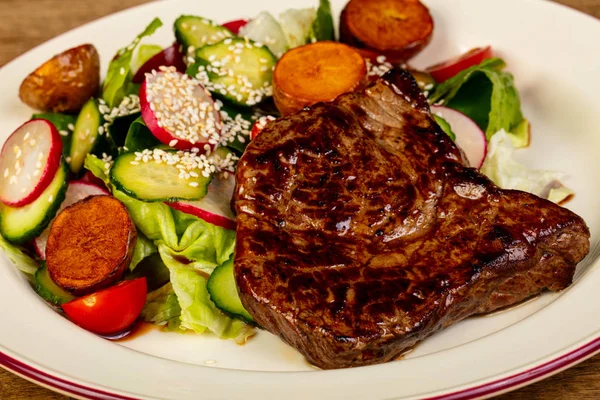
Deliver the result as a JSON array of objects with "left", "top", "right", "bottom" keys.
[{"left": 234, "top": 70, "right": 590, "bottom": 369}]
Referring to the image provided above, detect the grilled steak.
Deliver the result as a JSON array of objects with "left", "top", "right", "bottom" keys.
[{"left": 233, "top": 69, "right": 590, "bottom": 369}]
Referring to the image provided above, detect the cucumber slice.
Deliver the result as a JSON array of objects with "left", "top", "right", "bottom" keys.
[
  {"left": 174, "top": 16, "right": 233, "bottom": 59},
  {"left": 110, "top": 151, "right": 211, "bottom": 202},
  {"left": 34, "top": 264, "right": 75, "bottom": 305},
  {"left": 207, "top": 258, "right": 254, "bottom": 324},
  {"left": 0, "top": 161, "right": 68, "bottom": 244},
  {"left": 190, "top": 38, "right": 277, "bottom": 106},
  {"left": 69, "top": 98, "right": 102, "bottom": 174}
]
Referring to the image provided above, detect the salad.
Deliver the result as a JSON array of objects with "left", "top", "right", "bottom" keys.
[{"left": 0, "top": 0, "right": 573, "bottom": 343}]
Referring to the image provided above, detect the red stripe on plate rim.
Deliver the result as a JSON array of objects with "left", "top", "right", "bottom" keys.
[{"left": 2, "top": 337, "right": 600, "bottom": 400}]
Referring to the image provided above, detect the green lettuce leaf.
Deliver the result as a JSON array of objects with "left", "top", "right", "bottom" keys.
[
  {"left": 163, "top": 250, "right": 253, "bottom": 342},
  {"left": 141, "top": 283, "right": 182, "bottom": 326},
  {"left": 429, "top": 58, "right": 523, "bottom": 140},
  {"left": 131, "top": 44, "right": 163, "bottom": 74},
  {"left": 102, "top": 18, "right": 163, "bottom": 108},
  {"left": 0, "top": 234, "right": 39, "bottom": 277},
  {"left": 480, "top": 130, "right": 573, "bottom": 204},
  {"left": 309, "top": 0, "right": 334, "bottom": 42},
  {"left": 84, "top": 154, "right": 248, "bottom": 341},
  {"left": 129, "top": 231, "right": 157, "bottom": 271}
]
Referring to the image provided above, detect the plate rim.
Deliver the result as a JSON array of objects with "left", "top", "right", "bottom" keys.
[
  {"left": 3, "top": 336, "right": 600, "bottom": 400},
  {"left": 1, "top": 0, "right": 600, "bottom": 399}
]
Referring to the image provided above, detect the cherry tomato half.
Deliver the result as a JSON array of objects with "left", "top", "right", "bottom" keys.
[
  {"left": 62, "top": 278, "right": 147, "bottom": 335},
  {"left": 426, "top": 46, "right": 493, "bottom": 83},
  {"left": 222, "top": 19, "right": 249, "bottom": 35}
]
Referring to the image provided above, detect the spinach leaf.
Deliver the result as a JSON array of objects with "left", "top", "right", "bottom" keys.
[
  {"left": 102, "top": 18, "right": 163, "bottom": 108},
  {"left": 429, "top": 58, "right": 523, "bottom": 140}
]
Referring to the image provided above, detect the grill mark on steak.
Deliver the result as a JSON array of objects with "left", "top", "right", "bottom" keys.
[{"left": 234, "top": 69, "right": 590, "bottom": 369}]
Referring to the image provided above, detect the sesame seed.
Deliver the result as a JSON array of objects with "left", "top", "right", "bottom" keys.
[
  {"left": 169, "top": 139, "right": 179, "bottom": 147},
  {"left": 67, "top": 123, "right": 75, "bottom": 131},
  {"left": 48, "top": 195, "right": 54, "bottom": 203},
  {"left": 29, "top": 139, "right": 36, "bottom": 146},
  {"left": 189, "top": 181, "right": 199, "bottom": 187}
]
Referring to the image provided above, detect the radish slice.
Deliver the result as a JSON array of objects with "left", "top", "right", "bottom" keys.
[
  {"left": 140, "top": 66, "right": 222, "bottom": 151},
  {"left": 222, "top": 19, "right": 249, "bottom": 35},
  {"left": 251, "top": 115, "right": 277, "bottom": 139},
  {"left": 0, "top": 119, "right": 62, "bottom": 206},
  {"left": 132, "top": 44, "right": 187, "bottom": 84},
  {"left": 168, "top": 173, "right": 236, "bottom": 230},
  {"left": 33, "top": 181, "right": 109, "bottom": 259},
  {"left": 431, "top": 106, "right": 487, "bottom": 168}
]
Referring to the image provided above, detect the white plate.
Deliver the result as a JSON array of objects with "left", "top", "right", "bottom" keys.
[{"left": 1, "top": 0, "right": 599, "bottom": 398}]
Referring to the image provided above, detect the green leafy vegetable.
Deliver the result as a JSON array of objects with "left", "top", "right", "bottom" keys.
[
  {"left": 433, "top": 114, "right": 456, "bottom": 141},
  {"left": 480, "top": 130, "right": 573, "bottom": 204},
  {"left": 0, "top": 234, "right": 38, "bottom": 276},
  {"left": 32, "top": 113, "right": 77, "bottom": 157},
  {"left": 429, "top": 58, "right": 523, "bottom": 140},
  {"left": 141, "top": 283, "right": 182, "bottom": 326},
  {"left": 309, "top": 0, "right": 334, "bottom": 41},
  {"left": 164, "top": 253, "right": 253, "bottom": 342},
  {"left": 84, "top": 154, "right": 250, "bottom": 341},
  {"left": 124, "top": 116, "right": 161, "bottom": 153},
  {"left": 102, "top": 18, "right": 163, "bottom": 108},
  {"left": 129, "top": 232, "right": 157, "bottom": 271},
  {"left": 131, "top": 44, "right": 163, "bottom": 73}
]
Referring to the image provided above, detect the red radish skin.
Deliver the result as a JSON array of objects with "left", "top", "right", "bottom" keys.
[
  {"left": 80, "top": 170, "right": 109, "bottom": 191},
  {"left": 222, "top": 19, "right": 249, "bottom": 35},
  {"left": 132, "top": 44, "right": 186, "bottom": 84},
  {"left": 140, "top": 69, "right": 222, "bottom": 151},
  {"left": 427, "top": 47, "right": 493, "bottom": 83},
  {"left": 34, "top": 180, "right": 109, "bottom": 259},
  {"left": 167, "top": 173, "right": 236, "bottom": 230},
  {"left": 0, "top": 119, "right": 62, "bottom": 206},
  {"left": 251, "top": 116, "right": 277, "bottom": 140},
  {"left": 431, "top": 105, "right": 487, "bottom": 168}
]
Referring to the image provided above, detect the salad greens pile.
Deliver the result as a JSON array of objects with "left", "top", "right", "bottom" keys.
[{"left": 429, "top": 58, "right": 573, "bottom": 204}]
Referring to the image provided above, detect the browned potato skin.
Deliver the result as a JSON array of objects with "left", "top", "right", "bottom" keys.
[
  {"left": 19, "top": 44, "right": 100, "bottom": 113},
  {"left": 46, "top": 196, "right": 137, "bottom": 295},
  {"left": 339, "top": 0, "right": 434, "bottom": 65}
]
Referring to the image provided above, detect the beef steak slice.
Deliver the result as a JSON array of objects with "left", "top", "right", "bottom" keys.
[{"left": 233, "top": 69, "right": 590, "bottom": 369}]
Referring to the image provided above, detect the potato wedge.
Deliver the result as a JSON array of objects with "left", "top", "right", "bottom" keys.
[
  {"left": 46, "top": 195, "right": 136, "bottom": 295},
  {"left": 273, "top": 41, "right": 367, "bottom": 116},
  {"left": 19, "top": 44, "right": 100, "bottom": 113},
  {"left": 340, "top": 0, "right": 434, "bottom": 64}
]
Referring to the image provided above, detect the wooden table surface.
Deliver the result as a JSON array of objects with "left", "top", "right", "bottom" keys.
[{"left": 0, "top": 0, "right": 599, "bottom": 398}]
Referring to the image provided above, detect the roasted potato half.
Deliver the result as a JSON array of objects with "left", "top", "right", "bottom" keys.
[
  {"left": 340, "top": 0, "right": 434, "bottom": 64},
  {"left": 46, "top": 195, "right": 137, "bottom": 295},
  {"left": 19, "top": 44, "right": 100, "bottom": 113}
]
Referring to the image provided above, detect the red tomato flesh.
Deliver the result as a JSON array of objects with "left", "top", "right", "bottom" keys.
[
  {"left": 426, "top": 46, "right": 493, "bottom": 83},
  {"left": 62, "top": 278, "right": 147, "bottom": 335},
  {"left": 222, "top": 19, "right": 249, "bottom": 35}
]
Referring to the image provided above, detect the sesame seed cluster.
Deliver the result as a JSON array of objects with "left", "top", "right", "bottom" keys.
[
  {"left": 128, "top": 148, "right": 238, "bottom": 180},
  {"left": 146, "top": 66, "right": 222, "bottom": 147},
  {"left": 193, "top": 38, "right": 274, "bottom": 106}
]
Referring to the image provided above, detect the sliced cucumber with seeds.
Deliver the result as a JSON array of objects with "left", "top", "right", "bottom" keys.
[
  {"left": 0, "top": 161, "right": 68, "bottom": 244},
  {"left": 110, "top": 151, "right": 212, "bottom": 202},
  {"left": 207, "top": 258, "right": 254, "bottom": 324},
  {"left": 174, "top": 16, "right": 233, "bottom": 58},
  {"left": 189, "top": 38, "right": 277, "bottom": 106},
  {"left": 69, "top": 98, "right": 102, "bottom": 174},
  {"left": 35, "top": 264, "right": 75, "bottom": 305}
]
